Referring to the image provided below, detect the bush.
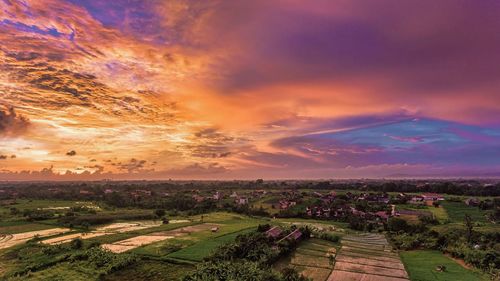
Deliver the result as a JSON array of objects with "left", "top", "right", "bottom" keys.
[{"left": 317, "top": 233, "right": 340, "bottom": 243}]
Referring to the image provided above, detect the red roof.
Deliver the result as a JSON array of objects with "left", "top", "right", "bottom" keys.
[
  {"left": 422, "top": 193, "right": 444, "bottom": 198},
  {"left": 266, "top": 226, "right": 283, "bottom": 238},
  {"left": 375, "top": 211, "right": 389, "bottom": 219}
]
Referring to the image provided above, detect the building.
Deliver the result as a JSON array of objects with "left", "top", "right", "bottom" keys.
[
  {"left": 465, "top": 198, "right": 480, "bottom": 206},
  {"left": 236, "top": 197, "right": 249, "bottom": 205},
  {"left": 266, "top": 226, "right": 283, "bottom": 238},
  {"left": 279, "top": 229, "right": 303, "bottom": 242},
  {"left": 421, "top": 193, "right": 444, "bottom": 201}
]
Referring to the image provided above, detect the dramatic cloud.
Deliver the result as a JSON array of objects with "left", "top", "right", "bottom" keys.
[
  {"left": 1, "top": 0, "right": 500, "bottom": 179},
  {"left": 0, "top": 107, "right": 30, "bottom": 136}
]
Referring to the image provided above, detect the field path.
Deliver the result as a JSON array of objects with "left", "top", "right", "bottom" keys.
[{"left": 328, "top": 233, "right": 409, "bottom": 281}]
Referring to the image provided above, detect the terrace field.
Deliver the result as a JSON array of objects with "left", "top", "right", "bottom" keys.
[
  {"left": 329, "top": 233, "right": 410, "bottom": 281},
  {"left": 274, "top": 238, "right": 339, "bottom": 281}
]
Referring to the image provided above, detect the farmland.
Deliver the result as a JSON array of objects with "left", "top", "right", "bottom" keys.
[
  {"left": 0, "top": 180, "right": 498, "bottom": 280},
  {"left": 400, "top": 250, "right": 487, "bottom": 281},
  {"left": 441, "top": 202, "right": 489, "bottom": 223},
  {"left": 273, "top": 235, "right": 339, "bottom": 281},
  {"left": 329, "top": 233, "right": 410, "bottom": 281}
]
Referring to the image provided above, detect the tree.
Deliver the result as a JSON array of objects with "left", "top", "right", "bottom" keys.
[
  {"left": 387, "top": 217, "right": 409, "bottom": 232},
  {"left": 154, "top": 209, "right": 166, "bottom": 218},
  {"left": 70, "top": 238, "right": 83, "bottom": 249},
  {"left": 464, "top": 214, "right": 474, "bottom": 244}
]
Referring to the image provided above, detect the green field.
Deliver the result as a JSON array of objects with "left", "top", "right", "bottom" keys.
[
  {"left": 441, "top": 202, "right": 489, "bottom": 223},
  {"left": 0, "top": 221, "right": 56, "bottom": 234},
  {"left": 397, "top": 204, "right": 449, "bottom": 223},
  {"left": 400, "top": 250, "right": 487, "bottom": 281},
  {"left": 164, "top": 212, "right": 267, "bottom": 261},
  {"left": 165, "top": 227, "right": 255, "bottom": 261},
  {"left": 0, "top": 199, "right": 100, "bottom": 211},
  {"left": 103, "top": 260, "right": 194, "bottom": 281}
]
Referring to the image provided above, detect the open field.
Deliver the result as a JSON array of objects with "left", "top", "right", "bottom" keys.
[
  {"left": 165, "top": 213, "right": 268, "bottom": 261},
  {"left": 102, "top": 223, "right": 218, "bottom": 253},
  {"left": 0, "top": 199, "right": 99, "bottom": 210},
  {"left": 400, "top": 250, "right": 487, "bottom": 281},
  {"left": 39, "top": 220, "right": 164, "bottom": 245},
  {"left": 397, "top": 204, "right": 449, "bottom": 223},
  {"left": 329, "top": 233, "right": 409, "bottom": 281},
  {"left": 441, "top": 202, "right": 489, "bottom": 223},
  {"left": 0, "top": 221, "right": 57, "bottom": 235}
]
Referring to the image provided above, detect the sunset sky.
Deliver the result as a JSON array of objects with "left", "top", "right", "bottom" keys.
[{"left": 1, "top": 0, "right": 500, "bottom": 180}]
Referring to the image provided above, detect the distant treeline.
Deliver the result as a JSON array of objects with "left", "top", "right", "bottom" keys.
[
  {"left": 1, "top": 179, "right": 499, "bottom": 200},
  {"left": 309, "top": 181, "right": 500, "bottom": 196}
]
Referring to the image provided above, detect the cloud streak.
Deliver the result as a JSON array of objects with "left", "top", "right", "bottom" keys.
[{"left": 1, "top": 0, "right": 500, "bottom": 179}]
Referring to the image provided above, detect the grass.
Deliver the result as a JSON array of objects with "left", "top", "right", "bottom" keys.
[
  {"left": 165, "top": 227, "right": 256, "bottom": 261},
  {"left": 400, "top": 250, "right": 487, "bottom": 281},
  {"left": 0, "top": 221, "right": 56, "bottom": 234},
  {"left": 441, "top": 202, "right": 489, "bottom": 223},
  {"left": 103, "top": 260, "right": 194, "bottom": 281},
  {"left": 164, "top": 213, "right": 267, "bottom": 261},
  {"left": 0, "top": 199, "right": 98, "bottom": 210}
]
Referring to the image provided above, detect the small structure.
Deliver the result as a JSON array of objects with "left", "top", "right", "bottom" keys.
[
  {"left": 211, "top": 227, "right": 219, "bottom": 233},
  {"left": 375, "top": 211, "right": 389, "bottom": 221},
  {"left": 266, "top": 226, "right": 283, "bottom": 238},
  {"left": 422, "top": 193, "right": 444, "bottom": 201},
  {"left": 278, "top": 229, "right": 303, "bottom": 243},
  {"left": 192, "top": 194, "right": 205, "bottom": 203},
  {"left": 409, "top": 196, "right": 425, "bottom": 205},
  {"left": 465, "top": 198, "right": 480, "bottom": 206},
  {"left": 213, "top": 192, "right": 221, "bottom": 200},
  {"left": 236, "top": 197, "right": 249, "bottom": 205}
]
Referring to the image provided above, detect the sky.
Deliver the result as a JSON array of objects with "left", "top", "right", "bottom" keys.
[{"left": 1, "top": 0, "right": 500, "bottom": 180}]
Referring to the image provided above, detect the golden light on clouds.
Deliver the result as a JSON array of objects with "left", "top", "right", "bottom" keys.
[{"left": 1, "top": 0, "right": 500, "bottom": 179}]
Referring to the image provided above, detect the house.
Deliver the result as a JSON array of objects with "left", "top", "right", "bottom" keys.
[
  {"left": 229, "top": 192, "right": 238, "bottom": 198},
  {"left": 279, "top": 229, "right": 303, "bottom": 242},
  {"left": 104, "top": 189, "right": 114, "bottom": 194},
  {"left": 192, "top": 194, "right": 205, "bottom": 203},
  {"left": 213, "top": 191, "right": 221, "bottom": 200},
  {"left": 465, "top": 198, "right": 480, "bottom": 206},
  {"left": 409, "top": 196, "right": 425, "bottom": 205},
  {"left": 375, "top": 211, "right": 389, "bottom": 221},
  {"left": 266, "top": 226, "right": 283, "bottom": 238},
  {"left": 421, "top": 193, "right": 444, "bottom": 201},
  {"left": 279, "top": 200, "right": 297, "bottom": 210},
  {"left": 236, "top": 197, "right": 249, "bottom": 205},
  {"left": 79, "top": 190, "right": 94, "bottom": 195}
]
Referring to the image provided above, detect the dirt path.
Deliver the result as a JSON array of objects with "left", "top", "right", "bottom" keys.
[
  {"left": 444, "top": 253, "right": 473, "bottom": 270},
  {"left": 0, "top": 228, "right": 70, "bottom": 249}
]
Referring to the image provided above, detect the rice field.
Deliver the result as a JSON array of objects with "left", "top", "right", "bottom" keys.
[
  {"left": 274, "top": 238, "right": 339, "bottom": 281},
  {"left": 329, "top": 233, "right": 410, "bottom": 281}
]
